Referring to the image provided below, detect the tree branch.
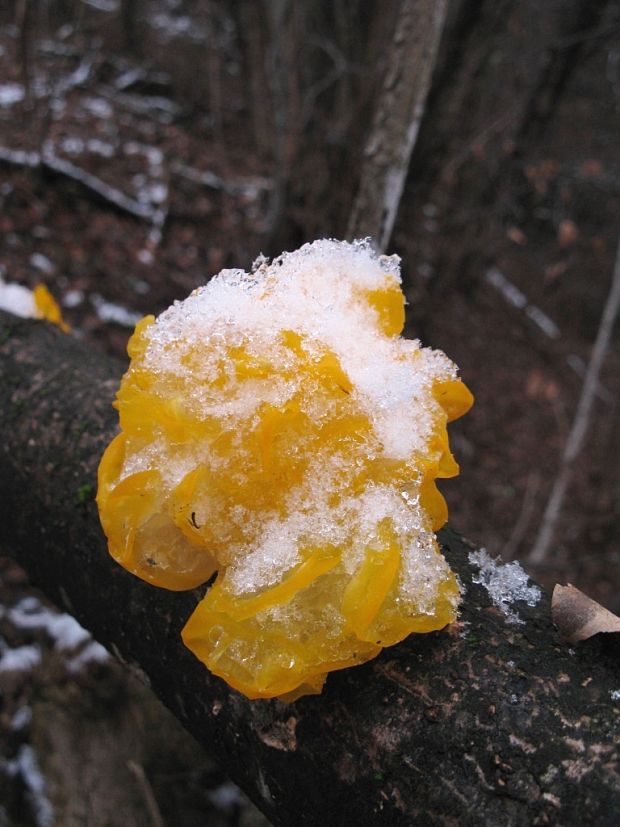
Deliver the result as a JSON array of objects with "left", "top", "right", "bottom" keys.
[
  {"left": 0, "top": 143, "right": 155, "bottom": 221},
  {"left": 347, "top": 0, "right": 449, "bottom": 250},
  {"left": 530, "top": 236, "right": 620, "bottom": 563},
  {"left": 0, "top": 311, "right": 618, "bottom": 826}
]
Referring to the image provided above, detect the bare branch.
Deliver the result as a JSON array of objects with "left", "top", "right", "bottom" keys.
[
  {"left": 170, "top": 160, "right": 271, "bottom": 198},
  {"left": 0, "top": 142, "right": 157, "bottom": 221},
  {"left": 0, "top": 311, "right": 618, "bottom": 826},
  {"left": 127, "top": 761, "right": 166, "bottom": 827},
  {"left": 530, "top": 236, "right": 620, "bottom": 563},
  {"left": 503, "top": 471, "right": 541, "bottom": 561},
  {"left": 42, "top": 142, "right": 155, "bottom": 220}
]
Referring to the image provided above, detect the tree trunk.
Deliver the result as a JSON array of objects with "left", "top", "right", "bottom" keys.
[
  {"left": 346, "top": 0, "right": 449, "bottom": 250},
  {"left": 1, "top": 312, "right": 619, "bottom": 825},
  {"left": 257, "top": 1, "right": 396, "bottom": 254},
  {"left": 267, "top": 0, "right": 606, "bottom": 269}
]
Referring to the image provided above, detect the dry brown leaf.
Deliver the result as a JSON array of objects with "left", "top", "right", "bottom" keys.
[
  {"left": 552, "top": 584, "right": 620, "bottom": 642},
  {"left": 525, "top": 370, "right": 559, "bottom": 401},
  {"left": 506, "top": 226, "right": 527, "bottom": 245},
  {"left": 558, "top": 219, "right": 579, "bottom": 247}
]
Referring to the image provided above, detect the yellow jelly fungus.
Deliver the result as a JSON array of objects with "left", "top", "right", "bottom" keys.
[
  {"left": 97, "top": 240, "right": 473, "bottom": 701},
  {"left": 33, "top": 284, "right": 70, "bottom": 332}
]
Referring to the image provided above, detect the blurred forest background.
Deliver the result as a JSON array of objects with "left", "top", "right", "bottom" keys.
[{"left": 0, "top": 1, "right": 619, "bottom": 825}]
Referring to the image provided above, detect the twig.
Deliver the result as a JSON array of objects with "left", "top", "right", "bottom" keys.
[
  {"left": 529, "top": 235, "right": 620, "bottom": 563},
  {"left": 503, "top": 472, "right": 541, "bottom": 561},
  {"left": 52, "top": 53, "right": 96, "bottom": 98},
  {"left": 171, "top": 160, "right": 272, "bottom": 198},
  {"left": 42, "top": 143, "right": 155, "bottom": 219},
  {"left": 299, "top": 36, "right": 352, "bottom": 129},
  {"left": 485, "top": 269, "right": 611, "bottom": 401},
  {"left": 0, "top": 142, "right": 155, "bottom": 220},
  {"left": 0, "top": 138, "right": 268, "bottom": 256},
  {"left": 113, "top": 66, "right": 146, "bottom": 91},
  {"left": 96, "top": 84, "right": 182, "bottom": 124},
  {"left": 441, "top": 111, "right": 517, "bottom": 181},
  {"left": 127, "top": 760, "right": 165, "bottom": 827}
]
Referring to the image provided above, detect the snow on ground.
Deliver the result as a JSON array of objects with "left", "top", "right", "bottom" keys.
[
  {"left": 0, "top": 276, "right": 37, "bottom": 318},
  {"left": 0, "top": 595, "right": 109, "bottom": 674},
  {"left": 4, "top": 745, "right": 54, "bottom": 827}
]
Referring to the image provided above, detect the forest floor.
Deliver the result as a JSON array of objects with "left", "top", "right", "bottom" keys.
[{"left": 0, "top": 4, "right": 619, "bottom": 826}]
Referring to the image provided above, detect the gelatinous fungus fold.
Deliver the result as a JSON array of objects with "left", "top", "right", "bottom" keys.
[{"left": 97, "top": 240, "right": 473, "bottom": 700}]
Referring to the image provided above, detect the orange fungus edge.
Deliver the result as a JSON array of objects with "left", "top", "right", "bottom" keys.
[{"left": 96, "top": 241, "right": 474, "bottom": 702}]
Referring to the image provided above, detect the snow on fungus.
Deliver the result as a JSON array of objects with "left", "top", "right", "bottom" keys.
[{"left": 97, "top": 239, "right": 473, "bottom": 700}]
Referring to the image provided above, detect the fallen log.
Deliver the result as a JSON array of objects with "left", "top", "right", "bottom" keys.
[{"left": 0, "top": 310, "right": 618, "bottom": 826}]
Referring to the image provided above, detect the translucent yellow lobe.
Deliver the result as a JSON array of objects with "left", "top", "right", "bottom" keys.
[
  {"left": 97, "top": 241, "right": 473, "bottom": 700},
  {"left": 33, "top": 284, "right": 70, "bottom": 332}
]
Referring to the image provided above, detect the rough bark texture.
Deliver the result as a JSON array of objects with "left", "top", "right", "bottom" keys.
[
  {"left": 346, "top": 0, "right": 449, "bottom": 250},
  {"left": 1, "top": 311, "right": 619, "bottom": 827}
]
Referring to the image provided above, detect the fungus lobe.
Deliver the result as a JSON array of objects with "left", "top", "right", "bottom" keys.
[{"left": 97, "top": 240, "right": 473, "bottom": 700}]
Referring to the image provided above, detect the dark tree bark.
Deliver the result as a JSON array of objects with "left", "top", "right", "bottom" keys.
[{"left": 1, "top": 311, "right": 619, "bottom": 827}]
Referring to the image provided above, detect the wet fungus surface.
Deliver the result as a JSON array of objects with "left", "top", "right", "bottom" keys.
[{"left": 97, "top": 240, "right": 473, "bottom": 700}]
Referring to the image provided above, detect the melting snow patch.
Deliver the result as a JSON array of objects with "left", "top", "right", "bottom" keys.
[
  {"left": 149, "top": 12, "right": 207, "bottom": 42},
  {"left": 0, "top": 83, "right": 25, "bottom": 107},
  {"left": 9, "top": 597, "right": 90, "bottom": 650},
  {"left": 468, "top": 548, "right": 541, "bottom": 624},
  {"left": 0, "top": 644, "right": 42, "bottom": 673},
  {"left": 87, "top": 138, "right": 116, "bottom": 158},
  {"left": 66, "top": 640, "right": 109, "bottom": 673},
  {"left": 81, "top": 96, "right": 113, "bottom": 119},
  {"left": 208, "top": 781, "right": 246, "bottom": 809},
  {"left": 91, "top": 293, "right": 143, "bottom": 327},
  {"left": 30, "top": 253, "right": 55, "bottom": 275},
  {"left": 62, "top": 288, "right": 84, "bottom": 308},
  {"left": 0, "top": 278, "right": 37, "bottom": 318},
  {"left": 10, "top": 705, "right": 33, "bottom": 732},
  {"left": 59, "top": 136, "right": 85, "bottom": 156},
  {"left": 4, "top": 596, "right": 109, "bottom": 671},
  {"left": 6, "top": 745, "right": 54, "bottom": 827}
]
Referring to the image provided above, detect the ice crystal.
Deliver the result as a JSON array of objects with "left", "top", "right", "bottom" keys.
[{"left": 468, "top": 548, "right": 541, "bottom": 624}]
